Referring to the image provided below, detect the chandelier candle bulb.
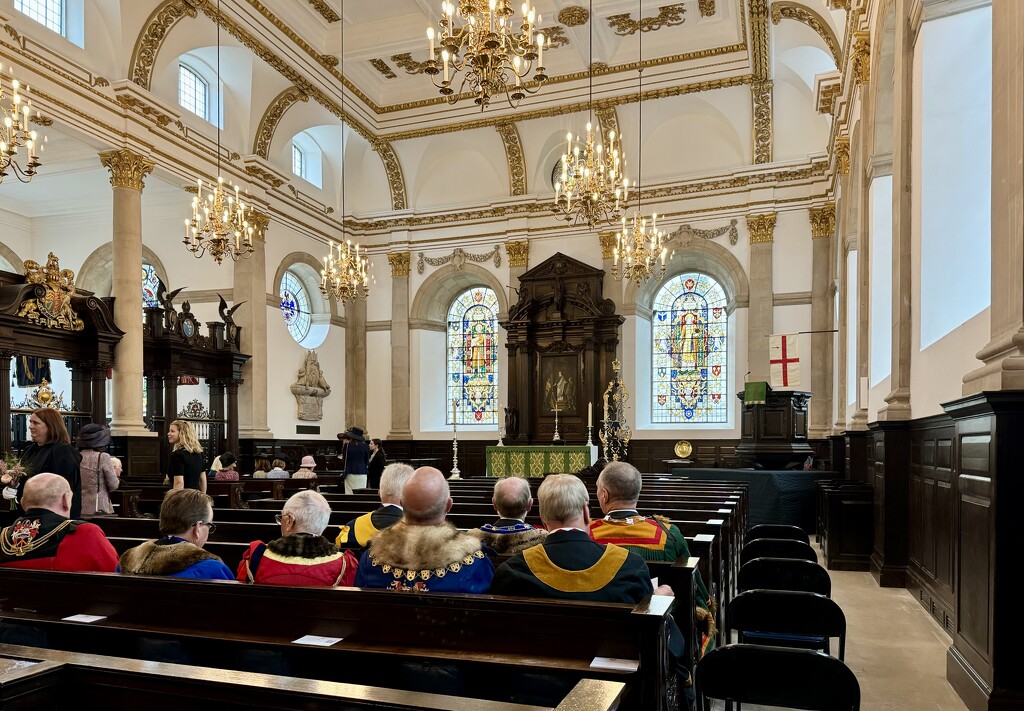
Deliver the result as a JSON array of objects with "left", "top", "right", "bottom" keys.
[{"left": 427, "top": 27, "right": 435, "bottom": 55}]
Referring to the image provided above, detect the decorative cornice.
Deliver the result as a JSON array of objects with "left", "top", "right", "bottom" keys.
[
  {"left": 699, "top": 0, "right": 717, "bottom": 17},
  {"left": 558, "top": 6, "right": 589, "bottom": 26},
  {"left": 815, "top": 75, "right": 841, "bottom": 114},
  {"left": 835, "top": 136, "right": 850, "bottom": 175},
  {"left": 306, "top": 0, "right": 340, "bottom": 23},
  {"left": 253, "top": 86, "right": 308, "bottom": 159},
  {"left": 749, "top": 0, "right": 771, "bottom": 80},
  {"left": 417, "top": 246, "right": 502, "bottom": 274},
  {"left": 387, "top": 252, "right": 411, "bottom": 277},
  {"left": 598, "top": 232, "right": 617, "bottom": 260},
  {"left": 371, "top": 140, "right": 408, "bottom": 211},
  {"left": 99, "top": 148, "right": 155, "bottom": 191},
  {"left": 495, "top": 124, "right": 527, "bottom": 197},
  {"left": 747, "top": 211, "right": 777, "bottom": 243},
  {"left": 505, "top": 240, "right": 530, "bottom": 268},
  {"left": 369, "top": 58, "right": 397, "bottom": 79},
  {"left": 771, "top": 2, "right": 842, "bottom": 66},
  {"left": 390, "top": 53, "right": 430, "bottom": 76},
  {"left": 668, "top": 219, "right": 740, "bottom": 246},
  {"left": 851, "top": 30, "right": 871, "bottom": 84},
  {"left": 608, "top": 4, "right": 686, "bottom": 35},
  {"left": 829, "top": 0, "right": 851, "bottom": 10},
  {"left": 129, "top": 0, "right": 197, "bottom": 90},
  {"left": 809, "top": 202, "right": 836, "bottom": 238},
  {"left": 593, "top": 106, "right": 620, "bottom": 139},
  {"left": 751, "top": 79, "right": 773, "bottom": 164}
]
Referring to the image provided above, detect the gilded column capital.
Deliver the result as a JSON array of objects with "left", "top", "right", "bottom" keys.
[
  {"left": 809, "top": 203, "right": 837, "bottom": 239},
  {"left": 747, "top": 212, "right": 777, "bottom": 244},
  {"left": 387, "top": 251, "right": 411, "bottom": 277},
  {"left": 99, "top": 148, "right": 154, "bottom": 191},
  {"left": 835, "top": 136, "right": 851, "bottom": 175},
  {"left": 505, "top": 240, "right": 530, "bottom": 268},
  {"left": 598, "top": 231, "right": 618, "bottom": 260},
  {"left": 247, "top": 209, "right": 270, "bottom": 243},
  {"left": 829, "top": 0, "right": 850, "bottom": 9},
  {"left": 851, "top": 31, "right": 871, "bottom": 85}
]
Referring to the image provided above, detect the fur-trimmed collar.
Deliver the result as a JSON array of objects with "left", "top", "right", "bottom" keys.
[
  {"left": 467, "top": 526, "right": 547, "bottom": 556},
  {"left": 119, "top": 539, "right": 222, "bottom": 576},
  {"left": 368, "top": 521, "right": 482, "bottom": 570},
  {"left": 266, "top": 533, "right": 338, "bottom": 559}
]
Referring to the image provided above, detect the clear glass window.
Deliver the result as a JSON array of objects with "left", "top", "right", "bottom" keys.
[
  {"left": 178, "top": 64, "right": 208, "bottom": 121},
  {"left": 14, "top": 0, "right": 63, "bottom": 35}
]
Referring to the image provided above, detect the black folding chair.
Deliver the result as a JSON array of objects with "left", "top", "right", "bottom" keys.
[
  {"left": 740, "top": 537, "right": 817, "bottom": 567},
  {"left": 695, "top": 643, "right": 860, "bottom": 711},
  {"left": 747, "top": 523, "right": 810, "bottom": 545},
  {"left": 726, "top": 589, "right": 847, "bottom": 660},
  {"left": 738, "top": 557, "right": 832, "bottom": 597}
]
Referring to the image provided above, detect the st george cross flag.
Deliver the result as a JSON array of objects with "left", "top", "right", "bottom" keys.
[{"left": 769, "top": 333, "right": 801, "bottom": 389}]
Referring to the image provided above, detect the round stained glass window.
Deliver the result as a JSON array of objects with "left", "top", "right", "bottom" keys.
[{"left": 280, "top": 271, "right": 311, "bottom": 343}]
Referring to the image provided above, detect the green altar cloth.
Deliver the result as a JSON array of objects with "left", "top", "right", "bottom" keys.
[{"left": 486, "top": 445, "right": 597, "bottom": 477}]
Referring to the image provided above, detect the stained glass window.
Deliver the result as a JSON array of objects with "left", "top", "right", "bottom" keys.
[
  {"left": 446, "top": 287, "right": 499, "bottom": 425},
  {"left": 280, "top": 271, "right": 311, "bottom": 343},
  {"left": 652, "top": 273, "right": 729, "bottom": 423},
  {"left": 142, "top": 264, "right": 161, "bottom": 309}
]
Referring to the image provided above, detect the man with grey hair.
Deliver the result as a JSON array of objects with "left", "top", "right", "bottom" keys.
[
  {"left": 490, "top": 474, "right": 669, "bottom": 602},
  {"left": 237, "top": 490, "right": 357, "bottom": 586},
  {"left": 467, "top": 476, "right": 547, "bottom": 555},
  {"left": 336, "top": 462, "right": 414, "bottom": 551},
  {"left": 354, "top": 467, "right": 493, "bottom": 592}
]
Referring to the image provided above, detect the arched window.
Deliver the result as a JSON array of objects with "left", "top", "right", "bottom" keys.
[
  {"left": 289, "top": 131, "right": 324, "bottom": 189},
  {"left": 279, "top": 271, "right": 312, "bottom": 343},
  {"left": 292, "top": 144, "right": 305, "bottom": 179},
  {"left": 15, "top": 0, "right": 63, "bottom": 35},
  {"left": 142, "top": 263, "right": 163, "bottom": 309},
  {"left": 652, "top": 273, "right": 729, "bottom": 423},
  {"left": 178, "top": 64, "right": 208, "bottom": 121},
  {"left": 446, "top": 287, "right": 499, "bottom": 425}
]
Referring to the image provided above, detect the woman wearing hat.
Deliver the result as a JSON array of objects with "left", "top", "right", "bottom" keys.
[
  {"left": 337, "top": 426, "right": 370, "bottom": 495},
  {"left": 293, "top": 456, "right": 318, "bottom": 479},
  {"left": 77, "top": 423, "right": 120, "bottom": 517}
]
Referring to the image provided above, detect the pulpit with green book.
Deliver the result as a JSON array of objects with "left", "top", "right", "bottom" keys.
[{"left": 734, "top": 382, "right": 814, "bottom": 469}]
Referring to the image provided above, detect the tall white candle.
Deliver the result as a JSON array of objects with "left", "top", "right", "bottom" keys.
[{"left": 588, "top": 402, "right": 593, "bottom": 428}]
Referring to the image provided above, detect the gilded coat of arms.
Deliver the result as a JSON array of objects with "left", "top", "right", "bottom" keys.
[{"left": 17, "top": 253, "right": 84, "bottom": 331}]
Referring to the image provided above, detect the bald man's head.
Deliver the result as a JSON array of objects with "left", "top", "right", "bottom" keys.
[
  {"left": 401, "top": 467, "right": 452, "bottom": 525},
  {"left": 493, "top": 476, "right": 532, "bottom": 520},
  {"left": 22, "top": 473, "right": 72, "bottom": 516}
]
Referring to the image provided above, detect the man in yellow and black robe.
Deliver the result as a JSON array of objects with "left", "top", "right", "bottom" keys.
[{"left": 336, "top": 463, "right": 413, "bottom": 551}]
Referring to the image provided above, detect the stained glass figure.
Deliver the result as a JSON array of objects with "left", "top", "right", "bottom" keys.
[
  {"left": 652, "top": 273, "right": 729, "bottom": 423},
  {"left": 280, "top": 271, "right": 311, "bottom": 343},
  {"left": 447, "top": 287, "right": 499, "bottom": 424},
  {"left": 142, "top": 264, "right": 162, "bottom": 309}
]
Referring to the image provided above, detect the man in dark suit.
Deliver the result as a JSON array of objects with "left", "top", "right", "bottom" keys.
[{"left": 336, "top": 463, "right": 413, "bottom": 551}]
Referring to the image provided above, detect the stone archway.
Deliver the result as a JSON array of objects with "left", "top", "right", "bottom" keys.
[{"left": 77, "top": 243, "right": 170, "bottom": 298}]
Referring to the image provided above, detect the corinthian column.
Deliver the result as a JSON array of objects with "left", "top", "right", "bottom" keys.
[
  {"left": 234, "top": 209, "right": 272, "bottom": 439},
  {"left": 99, "top": 148, "right": 154, "bottom": 436},
  {"left": 809, "top": 203, "right": 836, "bottom": 438},
  {"left": 746, "top": 212, "right": 777, "bottom": 381},
  {"left": 388, "top": 251, "right": 413, "bottom": 439}
]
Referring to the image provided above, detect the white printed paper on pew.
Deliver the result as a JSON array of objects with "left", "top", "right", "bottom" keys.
[
  {"left": 590, "top": 657, "right": 640, "bottom": 672},
  {"left": 292, "top": 635, "right": 344, "bottom": 647},
  {"left": 62, "top": 614, "right": 106, "bottom": 623}
]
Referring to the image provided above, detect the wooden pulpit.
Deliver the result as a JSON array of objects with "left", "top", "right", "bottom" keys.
[{"left": 734, "top": 383, "right": 814, "bottom": 468}]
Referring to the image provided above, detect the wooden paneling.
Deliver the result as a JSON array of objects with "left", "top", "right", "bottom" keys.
[{"left": 868, "top": 422, "right": 909, "bottom": 588}]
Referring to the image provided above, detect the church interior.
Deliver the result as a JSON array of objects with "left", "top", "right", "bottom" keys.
[{"left": 0, "top": 0, "right": 1019, "bottom": 708}]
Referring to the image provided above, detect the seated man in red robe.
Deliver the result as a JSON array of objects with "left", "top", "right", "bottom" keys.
[{"left": 0, "top": 472, "right": 118, "bottom": 572}]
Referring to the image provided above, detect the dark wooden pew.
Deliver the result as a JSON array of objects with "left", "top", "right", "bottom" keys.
[
  {"left": 0, "top": 643, "right": 625, "bottom": 710},
  {"left": 0, "top": 569, "right": 673, "bottom": 710}
]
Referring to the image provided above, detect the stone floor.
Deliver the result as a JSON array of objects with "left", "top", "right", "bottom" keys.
[{"left": 709, "top": 544, "right": 969, "bottom": 711}]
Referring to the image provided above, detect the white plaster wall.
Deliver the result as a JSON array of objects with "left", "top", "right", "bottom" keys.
[
  {"left": 771, "top": 210, "right": 813, "bottom": 292},
  {"left": 365, "top": 329, "right": 392, "bottom": 438}
]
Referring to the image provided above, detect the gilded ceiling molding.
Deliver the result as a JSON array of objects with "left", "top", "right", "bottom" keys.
[
  {"left": 835, "top": 136, "right": 850, "bottom": 175},
  {"left": 558, "top": 6, "right": 589, "bottom": 26},
  {"left": 306, "top": 0, "right": 341, "bottom": 23},
  {"left": 129, "top": 0, "right": 198, "bottom": 90},
  {"left": 417, "top": 246, "right": 501, "bottom": 274},
  {"left": 371, "top": 140, "right": 408, "bottom": 211},
  {"left": 608, "top": 4, "right": 686, "bottom": 36},
  {"left": 593, "top": 106, "right": 620, "bottom": 139},
  {"left": 370, "top": 58, "right": 397, "bottom": 79},
  {"left": 829, "top": 0, "right": 851, "bottom": 9},
  {"left": 544, "top": 26, "right": 571, "bottom": 49},
  {"left": 751, "top": 80, "right": 773, "bottom": 164},
  {"left": 382, "top": 74, "right": 751, "bottom": 143},
  {"left": 390, "top": 53, "right": 430, "bottom": 76},
  {"left": 809, "top": 202, "right": 836, "bottom": 238},
  {"left": 253, "top": 87, "right": 309, "bottom": 159},
  {"left": 668, "top": 219, "right": 740, "bottom": 246},
  {"left": 495, "top": 123, "right": 528, "bottom": 197},
  {"left": 770, "top": 2, "right": 842, "bottom": 67},
  {"left": 747, "top": 212, "right": 777, "bottom": 244},
  {"left": 699, "top": 0, "right": 717, "bottom": 17},
  {"left": 851, "top": 30, "right": 871, "bottom": 84},
  {"left": 387, "top": 252, "right": 411, "bottom": 277},
  {"left": 504, "top": 240, "right": 530, "bottom": 268},
  {"left": 99, "top": 148, "right": 155, "bottom": 191},
  {"left": 749, "top": 0, "right": 771, "bottom": 80}
]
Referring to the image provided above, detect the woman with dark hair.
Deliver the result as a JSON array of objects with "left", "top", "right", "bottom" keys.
[
  {"left": 213, "top": 452, "right": 239, "bottom": 481},
  {"left": 16, "top": 408, "right": 82, "bottom": 518},
  {"left": 367, "top": 438, "right": 386, "bottom": 489},
  {"left": 77, "top": 423, "right": 120, "bottom": 516}
]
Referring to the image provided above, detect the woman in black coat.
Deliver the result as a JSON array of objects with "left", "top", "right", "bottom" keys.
[
  {"left": 367, "top": 438, "right": 386, "bottom": 489},
  {"left": 17, "top": 408, "right": 83, "bottom": 518}
]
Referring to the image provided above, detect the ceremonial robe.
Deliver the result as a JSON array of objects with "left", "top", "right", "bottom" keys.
[
  {"left": 0, "top": 509, "right": 118, "bottom": 572},
  {"left": 467, "top": 518, "right": 548, "bottom": 556},
  {"left": 118, "top": 536, "right": 235, "bottom": 580},
  {"left": 336, "top": 503, "right": 403, "bottom": 550},
  {"left": 237, "top": 532, "right": 357, "bottom": 587}
]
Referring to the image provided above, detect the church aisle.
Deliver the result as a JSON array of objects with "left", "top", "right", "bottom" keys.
[{"left": 710, "top": 544, "right": 967, "bottom": 711}]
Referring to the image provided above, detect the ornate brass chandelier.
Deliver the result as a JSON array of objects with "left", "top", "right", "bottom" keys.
[
  {"left": 321, "top": 0, "right": 369, "bottom": 304},
  {"left": 425, "top": 1, "right": 548, "bottom": 110},
  {"left": 182, "top": 0, "right": 254, "bottom": 265},
  {"left": 554, "top": 0, "right": 628, "bottom": 227},
  {"left": 0, "top": 68, "right": 45, "bottom": 184},
  {"left": 611, "top": 14, "right": 667, "bottom": 286}
]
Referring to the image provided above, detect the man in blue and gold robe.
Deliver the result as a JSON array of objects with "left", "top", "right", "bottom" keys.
[
  {"left": 467, "top": 476, "right": 547, "bottom": 556},
  {"left": 336, "top": 463, "right": 413, "bottom": 551}
]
